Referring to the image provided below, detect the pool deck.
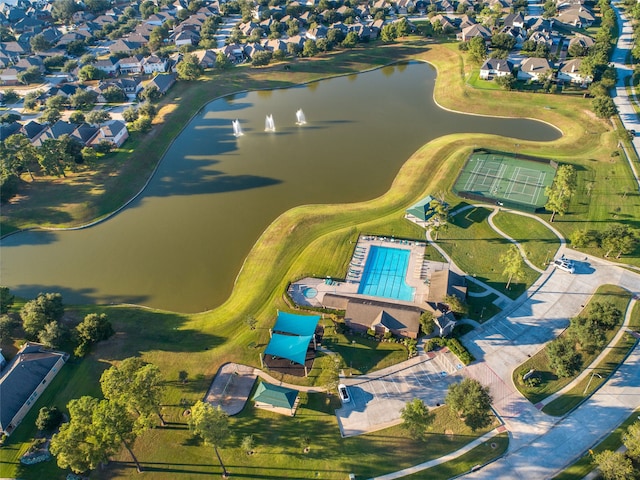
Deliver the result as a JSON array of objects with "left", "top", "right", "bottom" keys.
[{"left": 289, "top": 235, "right": 449, "bottom": 309}]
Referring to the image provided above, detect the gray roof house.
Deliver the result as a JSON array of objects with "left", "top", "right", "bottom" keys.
[
  {"left": 517, "top": 57, "right": 554, "bottom": 81},
  {"left": 457, "top": 24, "right": 492, "bottom": 43},
  {"left": 558, "top": 58, "right": 592, "bottom": 85},
  {"left": 480, "top": 58, "right": 513, "bottom": 79},
  {"left": 0, "top": 342, "right": 67, "bottom": 436}
]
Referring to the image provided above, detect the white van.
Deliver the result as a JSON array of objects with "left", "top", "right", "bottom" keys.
[
  {"left": 338, "top": 384, "right": 351, "bottom": 403},
  {"left": 553, "top": 258, "right": 575, "bottom": 274}
]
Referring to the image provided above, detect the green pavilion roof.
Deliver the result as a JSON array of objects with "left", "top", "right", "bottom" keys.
[
  {"left": 251, "top": 381, "right": 298, "bottom": 409},
  {"left": 406, "top": 195, "right": 437, "bottom": 222}
]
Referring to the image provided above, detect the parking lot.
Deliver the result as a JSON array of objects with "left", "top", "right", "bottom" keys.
[{"left": 336, "top": 349, "right": 464, "bottom": 437}]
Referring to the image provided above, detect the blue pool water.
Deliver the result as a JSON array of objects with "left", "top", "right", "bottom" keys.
[
  {"left": 303, "top": 287, "right": 318, "bottom": 299},
  {"left": 357, "top": 246, "right": 415, "bottom": 301}
]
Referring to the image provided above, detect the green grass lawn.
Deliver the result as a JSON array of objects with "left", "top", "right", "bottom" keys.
[
  {"left": 492, "top": 211, "right": 561, "bottom": 270},
  {"left": 466, "top": 69, "right": 503, "bottom": 91},
  {"left": 467, "top": 293, "right": 502, "bottom": 323},
  {"left": 542, "top": 300, "right": 640, "bottom": 416},
  {"left": 436, "top": 206, "right": 540, "bottom": 299},
  {"left": 513, "top": 285, "right": 633, "bottom": 406},
  {"left": 321, "top": 321, "right": 409, "bottom": 375}
]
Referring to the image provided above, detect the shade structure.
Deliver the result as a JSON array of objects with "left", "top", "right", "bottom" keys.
[
  {"left": 251, "top": 381, "right": 298, "bottom": 409},
  {"left": 264, "top": 333, "right": 313, "bottom": 366},
  {"left": 273, "top": 311, "right": 320, "bottom": 337},
  {"left": 406, "top": 195, "right": 436, "bottom": 222}
]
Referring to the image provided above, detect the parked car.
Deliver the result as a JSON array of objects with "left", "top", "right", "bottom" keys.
[
  {"left": 553, "top": 257, "right": 575, "bottom": 274},
  {"left": 338, "top": 384, "right": 350, "bottom": 403}
]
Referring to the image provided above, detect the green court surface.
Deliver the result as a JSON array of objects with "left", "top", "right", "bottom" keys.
[{"left": 453, "top": 151, "right": 557, "bottom": 212}]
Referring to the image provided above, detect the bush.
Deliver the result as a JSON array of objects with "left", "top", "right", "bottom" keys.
[
  {"left": 366, "top": 328, "right": 376, "bottom": 337},
  {"left": 35, "top": 406, "right": 63, "bottom": 432}
]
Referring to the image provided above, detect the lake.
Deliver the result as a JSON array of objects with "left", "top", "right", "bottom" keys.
[{"left": 0, "top": 62, "right": 561, "bottom": 312}]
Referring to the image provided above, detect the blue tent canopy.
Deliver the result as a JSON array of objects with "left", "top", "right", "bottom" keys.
[
  {"left": 273, "top": 311, "right": 320, "bottom": 337},
  {"left": 264, "top": 333, "right": 313, "bottom": 366}
]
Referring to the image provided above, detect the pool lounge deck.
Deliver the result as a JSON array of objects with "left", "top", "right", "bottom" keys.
[{"left": 289, "top": 236, "right": 449, "bottom": 310}]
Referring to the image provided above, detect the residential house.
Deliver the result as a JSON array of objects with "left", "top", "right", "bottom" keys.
[
  {"left": 173, "top": 29, "right": 200, "bottom": 47},
  {"left": 261, "top": 38, "right": 287, "bottom": 54},
  {"left": 90, "top": 120, "right": 129, "bottom": 147},
  {"left": 502, "top": 12, "right": 525, "bottom": 28},
  {"left": 558, "top": 58, "right": 592, "bottom": 84},
  {"left": 118, "top": 54, "right": 144, "bottom": 75},
  {"left": 71, "top": 124, "right": 99, "bottom": 145},
  {"left": 19, "top": 120, "right": 46, "bottom": 141},
  {"left": 0, "top": 342, "right": 68, "bottom": 436},
  {"left": 568, "top": 33, "right": 594, "bottom": 51},
  {"left": 529, "top": 31, "right": 553, "bottom": 47},
  {"left": 517, "top": 57, "right": 554, "bottom": 81},
  {"left": 479, "top": 58, "right": 513, "bottom": 79},
  {"left": 0, "top": 121, "right": 21, "bottom": 141},
  {"left": 0, "top": 68, "right": 19, "bottom": 85},
  {"left": 94, "top": 57, "right": 121, "bottom": 76},
  {"left": 556, "top": 6, "right": 594, "bottom": 28},
  {"left": 145, "top": 72, "right": 177, "bottom": 95},
  {"left": 193, "top": 49, "right": 217, "bottom": 68},
  {"left": 219, "top": 44, "right": 245, "bottom": 63},
  {"left": 48, "top": 83, "right": 80, "bottom": 97},
  {"left": 145, "top": 11, "right": 174, "bottom": 27},
  {"left": 31, "top": 120, "right": 79, "bottom": 146},
  {"left": 431, "top": 14, "right": 456, "bottom": 33},
  {"left": 243, "top": 42, "right": 264, "bottom": 60},
  {"left": 305, "top": 25, "right": 328, "bottom": 40},
  {"left": 527, "top": 17, "right": 554, "bottom": 33},
  {"left": 142, "top": 55, "right": 168, "bottom": 74},
  {"left": 109, "top": 39, "right": 144, "bottom": 55},
  {"left": 114, "top": 77, "right": 143, "bottom": 99},
  {"left": 457, "top": 24, "right": 492, "bottom": 43}
]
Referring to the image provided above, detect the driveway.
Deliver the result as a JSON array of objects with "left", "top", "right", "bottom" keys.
[{"left": 336, "top": 349, "right": 464, "bottom": 437}]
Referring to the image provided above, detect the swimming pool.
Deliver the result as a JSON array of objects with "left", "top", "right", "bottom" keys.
[{"left": 357, "top": 246, "right": 415, "bottom": 301}]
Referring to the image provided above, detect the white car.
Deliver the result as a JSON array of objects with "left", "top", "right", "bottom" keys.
[
  {"left": 553, "top": 258, "right": 575, "bottom": 274},
  {"left": 338, "top": 384, "right": 351, "bottom": 403}
]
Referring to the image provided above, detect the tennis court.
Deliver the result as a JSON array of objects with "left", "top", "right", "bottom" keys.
[{"left": 453, "top": 152, "right": 557, "bottom": 211}]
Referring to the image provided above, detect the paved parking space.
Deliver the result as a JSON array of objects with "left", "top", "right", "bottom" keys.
[{"left": 336, "top": 350, "right": 464, "bottom": 437}]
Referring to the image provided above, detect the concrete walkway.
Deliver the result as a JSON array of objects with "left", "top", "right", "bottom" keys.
[{"left": 487, "top": 209, "right": 545, "bottom": 274}]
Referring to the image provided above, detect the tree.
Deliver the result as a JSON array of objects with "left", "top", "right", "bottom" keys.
[
  {"left": 446, "top": 378, "right": 493, "bottom": 430},
  {"left": 429, "top": 199, "right": 450, "bottom": 240},
  {"left": 85, "top": 110, "right": 112, "bottom": 126},
  {"left": 342, "top": 31, "right": 358, "bottom": 48},
  {"left": 592, "top": 96, "right": 617, "bottom": 119},
  {"left": 35, "top": 406, "right": 63, "bottom": 432},
  {"left": 123, "top": 106, "right": 139, "bottom": 123},
  {"left": 491, "top": 33, "right": 516, "bottom": 52},
  {"left": 623, "top": 421, "right": 640, "bottom": 458},
  {"left": 188, "top": 401, "right": 231, "bottom": 477},
  {"left": 176, "top": 53, "right": 204, "bottom": 80},
  {"left": 2, "top": 89, "right": 19, "bottom": 104},
  {"left": 252, "top": 51, "right": 272, "bottom": 66},
  {"left": 30, "top": 33, "right": 52, "bottom": 52},
  {"left": 0, "top": 286, "right": 14, "bottom": 314},
  {"left": 140, "top": 85, "right": 161, "bottom": 103},
  {"left": 134, "top": 115, "right": 152, "bottom": 132},
  {"left": 570, "top": 315, "right": 605, "bottom": 354},
  {"left": 20, "top": 292, "right": 64, "bottom": 339},
  {"left": 4, "top": 133, "right": 39, "bottom": 179},
  {"left": 244, "top": 315, "right": 257, "bottom": 330},
  {"left": 0, "top": 315, "right": 17, "bottom": 343},
  {"left": 593, "top": 450, "right": 635, "bottom": 480},
  {"left": 62, "top": 59, "right": 78, "bottom": 73},
  {"left": 241, "top": 434, "right": 255, "bottom": 454},
  {"left": 70, "top": 90, "right": 98, "bottom": 109},
  {"left": 303, "top": 39, "right": 318, "bottom": 57},
  {"left": 380, "top": 24, "right": 397, "bottom": 43},
  {"left": 400, "top": 398, "right": 434, "bottom": 440},
  {"left": 75, "top": 312, "right": 114, "bottom": 356},
  {"left": 85, "top": 0, "right": 111, "bottom": 14},
  {"left": 18, "top": 66, "right": 43, "bottom": 85},
  {"left": 216, "top": 51, "right": 232, "bottom": 69},
  {"left": 545, "top": 165, "right": 576, "bottom": 222},
  {"left": 467, "top": 36, "right": 487, "bottom": 65},
  {"left": 100, "top": 357, "right": 166, "bottom": 426},
  {"left": 495, "top": 74, "right": 516, "bottom": 90},
  {"left": 600, "top": 225, "right": 637, "bottom": 258},
  {"left": 52, "top": 0, "right": 78, "bottom": 23},
  {"left": 69, "top": 111, "right": 86, "bottom": 124},
  {"left": 78, "top": 65, "right": 105, "bottom": 82},
  {"left": 499, "top": 244, "right": 525, "bottom": 290},
  {"left": 588, "top": 301, "right": 623, "bottom": 330},
  {"left": 140, "top": 0, "right": 156, "bottom": 19},
  {"left": 39, "top": 320, "right": 64, "bottom": 348},
  {"left": 40, "top": 108, "right": 62, "bottom": 124},
  {"left": 547, "top": 337, "right": 581, "bottom": 377},
  {"left": 420, "top": 311, "right": 435, "bottom": 335},
  {"left": 102, "top": 86, "right": 126, "bottom": 103},
  {"left": 444, "top": 294, "right": 469, "bottom": 318}
]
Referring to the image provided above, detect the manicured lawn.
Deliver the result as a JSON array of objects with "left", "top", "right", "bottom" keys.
[
  {"left": 492, "top": 211, "right": 562, "bottom": 270},
  {"left": 467, "top": 293, "right": 502, "bottom": 323},
  {"left": 466, "top": 69, "right": 503, "bottom": 91},
  {"left": 405, "top": 432, "right": 509, "bottom": 479},
  {"left": 553, "top": 408, "right": 640, "bottom": 480},
  {"left": 321, "top": 321, "right": 409, "bottom": 375},
  {"left": 436, "top": 206, "right": 540, "bottom": 299},
  {"left": 542, "top": 300, "right": 640, "bottom": 416},
  {"left": 513, "top": 285, "right": 633, "bottom": 405}
]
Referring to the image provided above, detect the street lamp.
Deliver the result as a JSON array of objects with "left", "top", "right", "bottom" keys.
[{"left": 583, "top": 371, "right": 603, "bottom": 395}]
